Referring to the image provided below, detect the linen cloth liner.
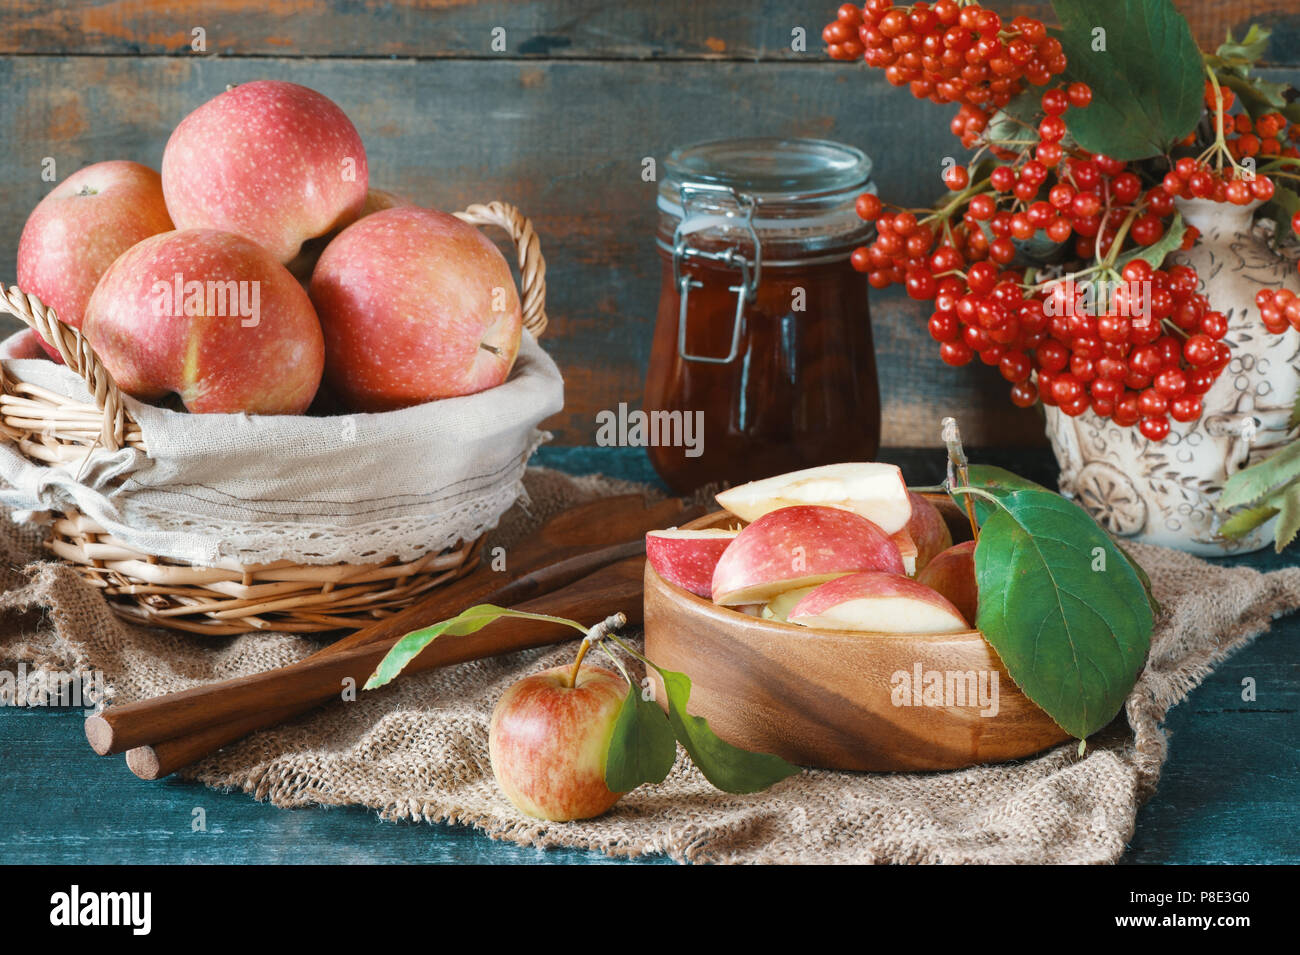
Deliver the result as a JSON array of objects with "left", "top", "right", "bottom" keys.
[
  {"left": 0, "top": 328, "right": 564, "bottom": 566},
  {"left": 0, "top": 467, "right": 1293, "bottom": 865}
]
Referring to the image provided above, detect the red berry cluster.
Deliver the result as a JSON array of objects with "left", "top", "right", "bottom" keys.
[
  {"left": 823, "top": 1, "right": 1066, "bottom": 121},
  {"left": 826, "top": 3, "right": 1300, "bottom": 441},
  {"left": 1256, "top": 288, "right": 1300, "bottom": 334},
  {"left": 922, "top": 259, "right": 1228, "bottom": 441},
  {"left": 1161, "top": 156, "right": 1277, "bottom": 206}
]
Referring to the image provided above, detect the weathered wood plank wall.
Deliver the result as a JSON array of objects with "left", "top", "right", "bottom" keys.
[{"left": 1, "top": 1, "right": 1297, "bottom": 447}]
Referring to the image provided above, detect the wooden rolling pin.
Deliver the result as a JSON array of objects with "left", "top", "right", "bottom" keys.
[
  {"left": 97, "top": 492, "right": 700, "bottom": 776},
  {"left": 90, "top": 555, "right": 647, "bottom": 765}
]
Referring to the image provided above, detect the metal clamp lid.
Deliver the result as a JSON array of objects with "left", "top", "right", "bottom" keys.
[{"left": 671, "top": 182, "right": 763, "bottom": 365}]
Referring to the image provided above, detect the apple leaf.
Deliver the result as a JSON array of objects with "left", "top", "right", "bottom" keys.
[
  {"left": 653, "top": 667, "right": 798, "bottom": 794},
  {"left": 604, "top": 684, "right": 677, "bottom": 792},
  {"left": 963, "top": 464, "right": 1046, "bottom": 524},
  {"left": 963, "top": 487, "right": 1154, "bottom": 740},
  {"left": 364, "top": 604, "right": 586, "bottom": 690},
  {"left": 1052, "top": 0, "right": 1203, "bottom": 160}
]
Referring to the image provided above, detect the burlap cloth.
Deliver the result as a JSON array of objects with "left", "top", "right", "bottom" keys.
[{"left": 1, "top": 467, "right": 1295, "bottom": 864}]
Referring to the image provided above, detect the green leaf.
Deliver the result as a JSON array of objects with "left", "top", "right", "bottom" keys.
[
  {"left": 1290, "top": 383, "right": 1300, "bottom": 432},
  {"left": 1113, "top": 212, "right": 1187, "bottom": 272},
  {"left": 604, "top": 684, "right": 678, "bottom": 792},
  {"left": 1261, "top": 185, "right": 1300, "bottom": 252},
  {"left": 1053, "top": 0, "right": 1203, "bottom": 160},
  {"left": 971, "top": 489, "right": 1154, "bottom": 739},
  {"left": 962, "top": 464, "right": 1046, "bottom": 523},
  {"left": 654, "top": 668, "right": 798, "bottom": 793},
  {"left": 1218, "top": 503, "right": 1279, "bottom": 540},
  {"left": 1218, "top": 73, "right": 1291, "bottom": 120},
  {"left": 364, "top": 604, "right": 586, "bottom": 690},
  {"left": 1274, "top": 483, "right": 1300, "bottom": 552},
  {"left": 1216, "top": 24, "right": 1272, "bottom": 67},
  {"left": 1115, "top": 541, "right": 1162, "bottom": 617},
  {"left": 1217, "top": 439, "right": 1300, "bottom": 510}
]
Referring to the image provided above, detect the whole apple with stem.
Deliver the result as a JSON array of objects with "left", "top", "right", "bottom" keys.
[
  {"left": 488, "top": 661, "right": 628, "bottom": 822},
  {"left": 162, "top": 80, "right": 368, "bottom": 263},
  {"left": 17, "top": 160, "right": 175, "bottom": 362},
  {"left": 309, "top": 207, "right": 523, "bottom": 410}
]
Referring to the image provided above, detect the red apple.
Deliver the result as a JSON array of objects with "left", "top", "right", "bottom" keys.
[
  {"left": 309, "top": 207, "right": 523, "bottom": 411},
  {"left": 788, "top": 571, "right": 971, "bottom": 633},
  {"left": 905, "top": 492, "right": 954, "bottom": 574},
  {"left": 286, "top": 188, "right": 412, "bottom": 283},
  {"left": 716, "top": 462, "right": 912, "bottom": 534},
  {"left": 645, "top": 527, "right": 740, "bottom": 597},
  {"left": 17, "top": 160, "right": 175, "bottom": 361},
  {"left": 488, "top": 664, "right": 628, "bottom": 822},
  {"left": 711, "top": 504, "right": 904, "bottom": 605},
  {"left": 915, "top": 540, "right": 978, "bottom": 625},
  {"left": 83, "top": 229, "right": 324, "bottom": 414},
  {"left": 161, "top": 80, "right": 368, "bottom": 263}
]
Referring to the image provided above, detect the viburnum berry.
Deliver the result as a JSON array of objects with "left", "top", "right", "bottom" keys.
[
  {"left": 856, "top": 193, "right": 883, "bottom": 221},
  {"left": 944, "top": 164, "right": 970, "bottom": 190}
]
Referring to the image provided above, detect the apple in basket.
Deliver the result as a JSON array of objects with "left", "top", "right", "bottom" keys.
[
  {"left": 488, "top": 664, "right": 627, "bottom": 821},
  {"left": 309, "top": 207, "right": 524, "bottom": 411},
  {"left": 17, "top": 160, "right": 175, "bottom": 361},
  {"left": 82, "top": 229, "right": 325, "bottom": 414},
  {"left": 161, "top": 80, "right": 368, "bottom": 263}
]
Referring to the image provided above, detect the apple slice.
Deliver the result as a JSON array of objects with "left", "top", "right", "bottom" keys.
[
  {"left": 760, "top": 585, "right": 819, "bottom": 622},
  {"left": 715, "top": 462, "right": 912, "bottom": 534},
  {"left": 915, "top": 540, "right": 977, "bottom": 625},
  {"left": 788, "top": 571, "right": 970, "bottom": 633},
  {"left": 891, "top": 526, "right": 918, "bottom": 576},
  {"left": 711, "top": 505, "right": 904, "bottom": 606},
  {"left": 645, "top": 528, "right": 740, "bottom": 598},
  {"left": 905, "top": 492, "right": 953, "bottom": 574}
]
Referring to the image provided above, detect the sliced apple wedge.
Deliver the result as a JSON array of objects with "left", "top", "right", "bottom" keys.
[
  {"left": 891, "top": 526, "right": 918, "bottom": 576},
  {"left": 787, "top": 571, "right": 971, "bottom": 633},
  {"left": 715, "top": 462, "right": 912, "bottom": 534},
  {"left": 711, "top": 505, "right": 904, "bottom": 605},
  {"left": 645, "top": 527, "right": 740, "bottom": 598},
  {"left": 760, "top": 585, "right": 819, "bottom": 622},
  {"left": 905, "top": 492, "right": 953, "bottom": 574},
  {"left": 915, "top": 540, "right": 977, "bottom": 625}
]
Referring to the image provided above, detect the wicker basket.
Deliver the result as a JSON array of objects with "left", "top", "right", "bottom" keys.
[{"left": 0, "top": 201, "right": 548, "bottom": 636}]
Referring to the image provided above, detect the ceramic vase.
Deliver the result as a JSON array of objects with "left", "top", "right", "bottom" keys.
[{"left": 1044, "top": 198, "right": 1300, "bottom": 555}]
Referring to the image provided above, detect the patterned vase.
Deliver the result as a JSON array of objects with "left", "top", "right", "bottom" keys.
[{"left": 1044, "top": 197, "right": 1300, "bottom": 555}]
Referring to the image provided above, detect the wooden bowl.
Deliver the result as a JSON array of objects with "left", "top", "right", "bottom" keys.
[{"left": 642, "top": 498, "right": 1071, "bottom": 772}]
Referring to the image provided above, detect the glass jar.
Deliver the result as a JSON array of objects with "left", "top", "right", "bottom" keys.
[{"left": 643, "top": 137, "right": 880, "bottom": 494}]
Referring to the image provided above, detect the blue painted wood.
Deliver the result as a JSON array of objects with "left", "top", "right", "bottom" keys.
[{"left": 0, "top": 449, "right": 1295, "bottom": 865}]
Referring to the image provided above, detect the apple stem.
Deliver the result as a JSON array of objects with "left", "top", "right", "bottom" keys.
[
  {"left": 565, "top": 612, "right": 628, "bottom": 688},
  {"left": 942, "top": 417, "right": 980, "bottom": 542}
]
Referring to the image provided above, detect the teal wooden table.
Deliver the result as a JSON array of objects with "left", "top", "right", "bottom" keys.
[{"left": 1, "top": 447, "right": 1295, "bottom": 865}]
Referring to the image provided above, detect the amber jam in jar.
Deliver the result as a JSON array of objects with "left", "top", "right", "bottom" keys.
[{"left": 644, "top": 138, "right": 880, "bottom": 494}]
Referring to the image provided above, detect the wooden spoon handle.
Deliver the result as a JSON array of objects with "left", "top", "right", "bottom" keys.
[{"left": 90, "top": 556, "right": 645, "bottom": 758}]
